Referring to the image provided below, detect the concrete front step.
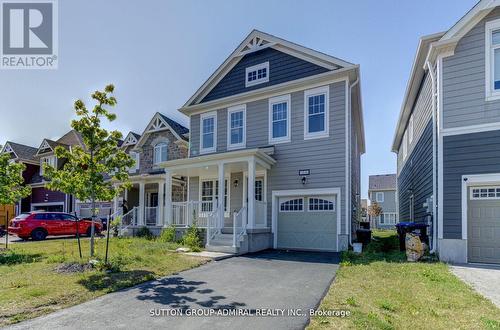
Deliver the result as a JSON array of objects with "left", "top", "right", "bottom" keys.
[{"left": 205, "top": 244, "right": 238, "bottom": 254}]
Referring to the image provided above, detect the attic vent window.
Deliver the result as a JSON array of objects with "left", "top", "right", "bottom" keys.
[{"left": 245, "top": 62, "right": 269, "bottom": 87}]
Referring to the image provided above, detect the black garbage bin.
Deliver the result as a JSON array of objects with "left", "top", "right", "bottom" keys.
[
  {"left": 395, "top": 222, "right": 429, "bottom": 251},
  {"left": 356, "top": 228, "right": 372, "bottom": 245},
  {"left": 359, "top": 222, "right": 370, "bottom": 230}
]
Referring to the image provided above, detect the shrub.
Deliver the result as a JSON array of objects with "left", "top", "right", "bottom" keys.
[
  {"left": 182, "top": 223, "right": 203, "bottom": 252},
  {"left": 135, "top": 226, "right": 153, "bottom": 239},
  {"left": 110, "top": 217, "right": 121, "bottom": 237},
  {"left": 158, "top": 225, "right": 177, "bottom": 243}
]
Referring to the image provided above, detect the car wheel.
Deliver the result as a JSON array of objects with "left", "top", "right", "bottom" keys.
[{"left": 31, "top": 229, "right": 47, "bottom": 241}]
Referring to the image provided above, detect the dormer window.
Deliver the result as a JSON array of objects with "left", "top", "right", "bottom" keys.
[{"left": 245, "top": 62, "right": 269, "bottom": 87}]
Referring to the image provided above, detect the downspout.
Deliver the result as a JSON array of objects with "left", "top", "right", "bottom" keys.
[
  {"left": 347, "top": 77, "right": 359, "bottom": 246},
  {"left": 425, "top": 60, "right": 438, "bottom": 254}
]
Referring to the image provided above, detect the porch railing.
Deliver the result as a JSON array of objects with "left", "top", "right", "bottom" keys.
[
  {"left": 144, "top": 207, "right": 159, "bottom": 226},
  {"left": 206, "top": 206, "right": 220, "bottom": 246},
  {"left": 170, "top": 201, "right": 215, "bottom": 228},
  {"left": 119, "top": 207, "right": 138, "bottom": 235},
  {"left": 255, "top": 200, "right": 267, "bottom": 227},
  {"left": 233, "top": 206, "right": 247, "bottom": 247}
]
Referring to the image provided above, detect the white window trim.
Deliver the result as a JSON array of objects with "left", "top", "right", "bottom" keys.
[
  {"left": 128, "top": 151, "right": 140, "bottom": 173},
  {"left": 227, "top": 105, "right": 246, "bottom": 150},
  {"left": 307, "top": 196, "right": 336, "bottom": 212},
  {"left": 470, "top": 186, "right": 500, "bottom": 200},
  {"left": 40, "top": 155, "right": 57, "bottom": 175},
  {"left": 153, "top": 142, "right": 168, "bottom": 165},
  {"left": 376, "top": 192, "right": 384, "bottom": 203},
  {"left": 380, "top": 212, "right": 397, "bottom": 225},
  {"left": 485, "top": 18, "right": 500, "bottom": 101},
  {"left": 304, "top": 85, "right": 329, "bottom": 140},
  {"left": 278, "top": 197, "right": 305, "bottom": 213},
  {"left": 199, "top": 176, "right": 231, "bottom": 217},
  {"left": 200, "top": 111, "right": 217, "bottom": 154},
  {"left": 402, "top": 131, "right": 408, "bottom": 160},
  {"left": 268, "top": 94, "right": 291, "bottom": 144},
  {"left": 245, "top": 62, "right": 269, "bottom": 87}
]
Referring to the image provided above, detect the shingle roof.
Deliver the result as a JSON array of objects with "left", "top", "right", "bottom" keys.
[
  {"left": 369, "top": 174, "right": 397, "bottom": 191},
  {"left": 3, "top": 141, "right": 38, "bottom": 160},
  {"left": 158, "top": 113, "right": 189, "bottom": 141}
]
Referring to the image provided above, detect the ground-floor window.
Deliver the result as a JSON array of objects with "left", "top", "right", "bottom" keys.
[
  {"left": 380, "top": 212, "right": 397, "bottom": 225},
  {"left": 255, "top": 179, "right": 263, "bottom": 201}
]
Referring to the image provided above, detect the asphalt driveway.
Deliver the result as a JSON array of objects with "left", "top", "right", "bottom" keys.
[
  {"left": 8, "top": 250, "right": 340, "bottom": 330},
  {"left": 450, "top": 263, "right": 500, "bottom": 308}
]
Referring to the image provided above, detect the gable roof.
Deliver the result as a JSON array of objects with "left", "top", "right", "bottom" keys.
[
  {"left": 182, "top": 29, "right": 355, "bottom": 108},
  {"left": 122, "top": 131, "right": 141, "bottom": 147},
  {"left": 368, "top": 174, "right": 397, "bottom": 191},
  {"left": 1, "top": 141, "right": 38, "bottom": 162},
  {"left": 134, "top": 112, "right": 189, "bottom": 148}
]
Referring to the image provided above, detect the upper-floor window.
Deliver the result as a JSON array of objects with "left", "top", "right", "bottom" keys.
[
  {"left": 408, "top": 114, "right": 414, "bottom": 144},
  {"left": 402, "top": 131, "right": 408, "bottom": 160},
  {"left": 268, "top": 94, "right": 291, "bottom": 144},
  {"left": 227, "top": 105, "right": 246, "bottom": 149},
  {"left": 40, "top": 156, "right": 56, "bottom": 175},
  {"left": 200, "top": 112, "right": 217, "bottom": 154},
  {"left": 245, "top": 62, "right": 269, "bottom": 87},
  {"left": 376, "top": 192, "right": 384, "bottom": 203},
  {"left": 304, "top": 86, "right": 329, "bottom": 139},
  {"left": 486, "top": 19, "right": 500, "bottom": 101},
  {"left": 129, "top": 151, "right": 140, "bottom": 173},
  {"left": 153, "top": 142, "right": 168, "bottom": 164}
]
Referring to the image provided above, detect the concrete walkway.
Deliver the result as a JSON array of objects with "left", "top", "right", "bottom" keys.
[
  {"left": 8, "top": 250, "right": 340, "bottom": 330},
  {"left": 450, "top": 263, "right": 500, "bottom": 308}
]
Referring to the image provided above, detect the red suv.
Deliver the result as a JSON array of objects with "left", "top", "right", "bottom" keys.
[{"left": 8, "top": 212, "right": 103, "bottom": 241}]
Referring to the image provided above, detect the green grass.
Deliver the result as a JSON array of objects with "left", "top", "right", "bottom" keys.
[
  {"left": 0, "top": 237, "right": 207, "bottom": 326},
  {"left": 308, "top": 230, "right": 500, "bottom": 330}
]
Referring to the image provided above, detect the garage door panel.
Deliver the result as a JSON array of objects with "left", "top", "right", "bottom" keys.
[
  {"left": 468, "top": 190, "right": 500, "bottom": 264},
  {"left": 277, "top": 195, "right": 337, "bottom": 251}
]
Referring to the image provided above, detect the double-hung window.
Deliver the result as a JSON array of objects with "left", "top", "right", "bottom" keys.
[
  {"left": 486, "top": 19, "right": 500, "bottom": 101},
  {"left": 153, "top": 142, "right": 168, "bottom": 164},
  {"left": 227, "top": 105, "right": 246, "bottom": 149},
  {"left": 304, "top": 86, "right": 329, "bottom": 139},
  {"left": 128, "top": 151, "right": 140, "bottom": 173},
  {"left": 408, "top": 114, "right": 414, "bottom": 144},
  {"left": 200, "top": 112, "right": 217, "bottom": 154},
  {"left": 268, "top": 94, "right": 291, "bottom": 144},
  {"left": 40, "top": 156, "right": 57, "bottom": 175},
  {"left": 245, "top": 62, "right": 269, "bottom": 87},
  {"left": 376, "top": 192, "right": 384, "bottom": 203},
  {"left": 201, "top": 179, "right": 228, "bottom": 213}
]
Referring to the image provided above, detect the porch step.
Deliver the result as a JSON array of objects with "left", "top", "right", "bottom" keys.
[
  {"left": 205, "top": 244, "right": 238, "bottom": 254},
  {"left": 221, "top": 227, "right": 234, "bottom": 234}
]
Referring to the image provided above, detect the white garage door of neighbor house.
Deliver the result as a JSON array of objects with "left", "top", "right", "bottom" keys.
[
  {"left": 468, "top": 187, "right": 500, "bottom": 264},
  {"left": 277, "top": 195, "right": 337, "bottom": 251}
]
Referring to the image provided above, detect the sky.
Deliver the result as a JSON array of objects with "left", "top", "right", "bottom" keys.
[{"left": 0, "top": 0, "right": 478, "bottom": 198}]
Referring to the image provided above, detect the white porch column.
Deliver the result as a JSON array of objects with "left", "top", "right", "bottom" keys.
[
  {"left": 218, "top": 162, "right": 225, "bottom": 229},
  {"left": 158, "top": 181, "right": 165, "bottom": 226},
  {"left": 113, "top": 184, "right": 119, "bottom": 214},
  {"left": 165, "top": 171, "right": 172, "bottom": 227},
  {"left": 247, "top": 157, "right": 256, "bottom": 229},
  {"left": 138, "top": 182, "right": 145, "bottom": 225}
]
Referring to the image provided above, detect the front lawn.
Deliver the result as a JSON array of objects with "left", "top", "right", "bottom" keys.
[
  {"left": 0, "top": 237, "right": 207, "bottom": 326},
  {"left": 308, "top": 230, "right": 500, "bottom": 329}
]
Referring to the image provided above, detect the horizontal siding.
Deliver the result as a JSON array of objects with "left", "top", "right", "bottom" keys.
[
  {"left": 443, "top": 129, "right": 500, "bottom": 239},
  {"left": 370, "top": 190, "right": 397, "bottom": 213},
  {"left": 398, "top": 120, "right": 433, "bottom": 223},
  {"left": 443, "top": 7, "right": 500, "bottom": 128},
  {"left": 398, "top": 72, "right": 433, "bottom": 175},
  {"left": 200, "top": 48, "right": 331, "bottom": 103}
]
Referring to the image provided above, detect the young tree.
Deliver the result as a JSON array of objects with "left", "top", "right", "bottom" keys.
[
  {"left": 368, "top": 201, "right": 383, "bottom": 219},
  {"left": 43, "top": 84, "right": 134, "bottom": 257},
  {"left": 0, "top": 153, "right": 31, "bottom": 247}
]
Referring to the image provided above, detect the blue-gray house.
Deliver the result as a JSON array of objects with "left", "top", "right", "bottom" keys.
[
  {"left": 160, "top": 30, "right": 365, "bottom": 254},
  {"left": 393, "top": 0, "right": 500, "bottom": 264}
]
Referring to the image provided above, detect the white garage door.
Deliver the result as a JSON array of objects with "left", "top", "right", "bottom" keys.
[
  {"left": 468, "top": 187, "right": 500, "bottom": 264},
  {"left": 277, "top": 195, "right": 337, "bottom": 251}
]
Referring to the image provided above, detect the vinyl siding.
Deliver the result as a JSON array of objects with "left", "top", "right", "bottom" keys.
[
  {"left": 369, "top": 190, "right": 397, "bottom": 213},
  {"left": 398, "top": 120, "right": 433, "bottom": 223},
  {"left": 442, "top": 7, "right": 500, "bottom": 128},
  {"left": 200, "top": 48, "right": 331, "bottom": 103},
  {"left": 398, "top": 72, "right": 433, "bottom": 174},
  {"left": 442, "top": 129, "right": 500, "bottom": 239},
  {"left": 351, "top": 118, "right": 361, "bottom": 230},
  {"left": 191, "top": 80, "right": 348, "bottom": 233}
]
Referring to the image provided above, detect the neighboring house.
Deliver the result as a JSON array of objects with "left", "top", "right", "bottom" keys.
[
  {"left": 392, "top": 0, "right": 500, "bottom": 264},
  {"left": 1, "top": 141, "right": 40, "bottom": 214},
  {"left": 360, "top": 199, "right": 367, "bottom": 223},
  {"left": 115, "top": 112, "right": 190, "bottom": 234},
  {"left": 160, "top": 30, "right": 365, "bottom": 254},
  {"left": 368, "top": 174, "right": 398, "bottom": 229}
]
